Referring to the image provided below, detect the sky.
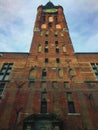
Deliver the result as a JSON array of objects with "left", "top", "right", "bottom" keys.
[{"left": 0, "top": 0, "right": 98, "bottom": 53}]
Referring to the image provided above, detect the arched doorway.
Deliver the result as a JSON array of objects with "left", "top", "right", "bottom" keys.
[{"left": 23, "top": 113, "right": 63, "bottom": 130}]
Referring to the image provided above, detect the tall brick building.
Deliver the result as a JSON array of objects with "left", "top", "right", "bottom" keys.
[{"left": 0, "top": 1, "right": 98, "bottom": 130}]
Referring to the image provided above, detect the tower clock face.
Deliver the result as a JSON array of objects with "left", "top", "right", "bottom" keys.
[{"left": 43, "top": 8, "right": 58, "bottom": 13}]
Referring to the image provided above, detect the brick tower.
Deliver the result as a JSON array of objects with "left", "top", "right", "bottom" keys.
[{"left": 0, "top": 1, "right": 98, "bottom": 130}]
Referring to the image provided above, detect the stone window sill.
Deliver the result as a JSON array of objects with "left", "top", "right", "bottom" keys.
[{"left": 67, "top": 113, "right": 80, "bottom": 116}]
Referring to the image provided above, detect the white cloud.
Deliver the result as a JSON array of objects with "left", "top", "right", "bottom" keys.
[
  {"left": 84, "top": 34, "right": 98, "bottom": 52},
  {"left": 0, "top": 0, "right": 98, "bottom": 52}
]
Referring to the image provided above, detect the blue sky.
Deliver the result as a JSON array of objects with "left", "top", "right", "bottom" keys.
[{"left": 0, "top": 0, "right": 98, "bottom": 52}]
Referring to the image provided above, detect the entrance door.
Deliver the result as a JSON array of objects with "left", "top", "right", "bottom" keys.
[{"left": 35, "top": 120, "right": 52, "bottom": 130}]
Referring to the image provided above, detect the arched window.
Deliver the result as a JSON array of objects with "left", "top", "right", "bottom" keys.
[
  {"left": 29, "top": 67, "right": 36, "bottom": 80},
  {"left": 58, "top": 68, "right": 63, "bottom": 78}
]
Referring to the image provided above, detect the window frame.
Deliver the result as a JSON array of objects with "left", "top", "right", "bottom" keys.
[
  {"left": 45, "top": 58, "right": 49, "bottom": 63},
  {"left": 0, "top": 63, "right": 13, "bottom": 81},
  {"left": 68, "top": 101, "right": 75, "bottom": 113},
  {"left": 91, "top": 63, "right": 98, "bottom": 79},
  {"left": 0, "top": 82, "right": 6, "bottom": 99},
  {"left": 56, "top": 58, "right": 60, "bottom": 63}
]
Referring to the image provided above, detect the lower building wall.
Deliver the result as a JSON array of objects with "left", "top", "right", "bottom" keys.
[{"left": 0, "top": 81, "right": 98, "bottom": 130}]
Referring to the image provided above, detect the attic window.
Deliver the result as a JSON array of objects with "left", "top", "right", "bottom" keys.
[{"left": 49, "top": 17, "right": 53, "bottom": 22}]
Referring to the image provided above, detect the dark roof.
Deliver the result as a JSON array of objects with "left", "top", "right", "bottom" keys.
[
  {"left": 43, "top": 1, "right": 57, "bottom": 9},
  {"left": 45, "top": 1, "right": 55, "bottom": 8}
]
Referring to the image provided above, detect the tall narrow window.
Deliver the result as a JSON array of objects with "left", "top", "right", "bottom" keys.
[
  {"left": 62, "top": 45, "right": 66, "bottom": 53},
  {"left": 68, "top": 102, "right": 75, "bottom": 113},
  {"left": 41, "top": 90, "right": 47, "bottom": 101},
  {"left": 55, "top": 41, "right": 58, "bottom": 46},
  {"left": 45, "top": 41, "right": 48, "bottom": 53},
  {"left": 56, "top": 46, "right": 59, "bottom": 53},
  {"left": 41, "top": 101, "right": 47, "bottom": 113},
  {"left": 44, "top": 47, "right": 48, "bottom": 53},
  {"left": 66, "top": 92, "right": 75, "bottom": 113},
  {"left": 38, "top": 44, "right": 42, "bottom": 53},
  {"left": 45, "top": 58, "right": 48, "bottom": 63},
  {"left": 56, "top": 58, "right": 60, "bottom": 63},
  {"left": 91, "top": 63, "right": 98, "bottom": 80},
  {"left": 41, "top": 90, "right": 47, "bottom": 113},
  {"left": 42, "top": 69, "right": 47, "bottom": 79},
  {"left": 0, "top": 82, "right": 6, "bottom": 98},
  {"left": 0, "top": 63, "right": 13, "bottom": 81}
]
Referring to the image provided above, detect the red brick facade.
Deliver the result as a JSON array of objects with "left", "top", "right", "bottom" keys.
[{"left": 0, "top": 2, "right": 98, "bottom": 130}]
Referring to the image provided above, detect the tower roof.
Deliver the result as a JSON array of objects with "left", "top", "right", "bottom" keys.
[
  {"left": 43, "top": 1, "right": 57, "bottom": 9},
  {"left": 44, "top": 1, "right": 55, "bottom": 9}
]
